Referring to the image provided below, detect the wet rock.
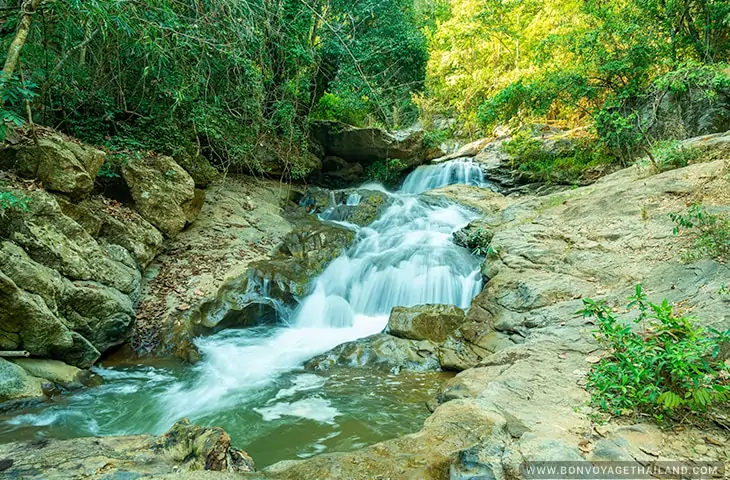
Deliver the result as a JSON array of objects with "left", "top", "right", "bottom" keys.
[
  {"left": 175, "top": 152, "right": 219, "bottom": 188},
  {"left": 299, "top": 186, "right": 390, "bottom": 226},
  {"left": 0, "top": 358, "right": 44, "bottom": 403},
  {"left": 453, "top": 221, "right": 494, "bottom": 252},
  {"left": 386, "top": 304, "right": 466, "bottom": 343},
  {"left": 249, "top": 219, "right": 356, "bottom": 301},
  {"left": 0, "top": 418, "right": 254, "bottom": 479},
  {"left": 306, "top": 334, "right": 440, "bottom": 372},
  {"left": 122, "top": 155, "right": 203, "bottom": 236},
  {"left": 0, "top": 130, "right": 106, "bottom": 197},
  {"left": 311, "top": 120, "right": 440, "bottom": 168},
  {"left": 9, "top": 358, "right": 88, "bottom": 389},
  {"left": 158, "top": 418, "right": 255, "bottom": 473}
]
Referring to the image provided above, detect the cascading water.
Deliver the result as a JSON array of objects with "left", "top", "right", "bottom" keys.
[
  {"left": 400, "top": 158, "right": 488, "bottom": 194},
  {"left": 0, "top": 159, "right": 487, "bottom": 467}
]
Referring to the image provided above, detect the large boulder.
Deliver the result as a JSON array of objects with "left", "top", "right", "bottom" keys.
[
  {"left": 0, "top": 358, "right": 44, "bottom": 403},
  {"left": 122, "top": 155, "right": 204, "bottom": 236},
  {"left": 0, "top": 130, "right": 106, "bottom": 198},
  {"left": 0, "top": 188, "right": 144, "bottom": 369},
  {"left": 0, "top": 418, "right": 254, "bottom": 478},
  {"left": 641, "top": 84, "right": 730, "bottom": 142},
  {"left": 305, "top": 333, "right": 441, "bottom": 372},
  {"left": 174, "top": 152, "right": 219, "bottom": 188},
  {"left": 9, "top": 358, "right": 88, "bottom": 388},
  {"left": 160, "top": 218, "right": 355, "bottom": 361},
  {"left": 386, "top": 304, "right": 466, "bottom": 343},
  {"left": 57, "top": 196, "right": 163, "bottom": 268},
  {"left": 311, "top": 120, "right": 441, "bottom": 168}
]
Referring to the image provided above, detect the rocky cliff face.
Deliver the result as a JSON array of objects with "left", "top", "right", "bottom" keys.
[{"left": 0, "top": 130, "right": 209, "bottom": 402}]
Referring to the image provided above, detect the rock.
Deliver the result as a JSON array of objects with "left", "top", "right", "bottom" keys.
[
  {"left": 57, "top": 196, "right": 163, "bottom": 268},
  {"left": 0, "top": 358, "right": 44, "bottom": 403},
  {"left": 432, "top": 137, "right": 492, "bottom": 163},
  {"left": 0, "top": 188, "right": 140, "bottom": 296},
  {"left": 311, "top": 120, "right": 436, "bottom": 168},
  {"left": 122, "top": 155, "right": 203, "bottom": 236},
  {"left": 299, "top": 187, "right": 391, "bottom": 226},
  {"left": 0, "top": 418, "right": 254, "bottom": 478},
  {"left": 386, "top": 304, "right": 466, "bottom": 343},
  {"left": 9, "top": 358, "right": 87, "bottom": 388},
  {"left": 249, "top": 220, "right": 356, "bottom": 301},
  {"left": 157, "top": 418, "right": 255, "bottom": 473},
  {"left": 306, "top": 333, "right": 440, "bottom": 372},
  {"left": 175, "top": 152, "right": 219, "bottom": 188},
  {"left": 313, "top": 156, "right": 365, "bottom": 188},
  {"left": 449, "top": 441, "right": 506, "bottom": 480},
  {"left": 0, "top": 270, "right": 100, "bottom": 369},
  {"left": 61, "top": 281, "right": 135, "bottom": 354},
  {"left": 0, "top": 130, "right": 106, "bottom": 197},
  {"left": 453, "top": 221, "right": 494, "bottom": 252},
  {"left": 0, "top": 188, "right": 142, "bottom": 369},
  {"left": 160, "top": 218, "right": 355, "bottom": 360},
  {"left": 641, "top": 84, "right": 730, "bottom": 142}
]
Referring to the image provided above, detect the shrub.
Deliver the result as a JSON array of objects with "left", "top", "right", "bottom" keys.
[
  {"left": 501, "top": 132, "right": 614, "bottom": 184},
  {"left": 650, "top": 141, "right": 703, "bottom": 172},
  {"left": 582, "top": 285, "right": 730, "bottom": 421},
  {"left": 669, "top": 204, "right": 730, "bottom": 261},
  {"left": 366, "top": 158, "right": 408, "bottom": 184}
]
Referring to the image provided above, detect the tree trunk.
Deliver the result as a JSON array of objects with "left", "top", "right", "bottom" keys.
[{"left": 2, "top": 0, "right": 43, "bottom": 84}]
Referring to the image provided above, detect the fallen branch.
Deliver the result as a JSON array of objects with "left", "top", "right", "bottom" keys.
[{"left": 0, "top": 350, "right": 31, "bottom": 358}]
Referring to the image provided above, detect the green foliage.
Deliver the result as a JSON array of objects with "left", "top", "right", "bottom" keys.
[
  {"left": 462, "top": 226, "right": 493, "bottom": 256},
  {"left": 501, "top": 132, "right": 614, "bottom": 183},
  {"left": 422, "top": 129, "right": 450, "bottom": 150},
  {"left": 0, "top": 190, "right": 31, "bottom": 214},
  {"left": 366, "top": 158, "right": 409, "bottom": 184},
  {"left": 424, "top": 0, "right": 730, "bottom": 166},
  {"left": 650, "top": 141, "right": 703, "bottom": 171},
  {"left": 670, "top": 204, "right": 730, "bottom": 261},
  {"left": 582, "top": 285, "right": 730, "bottom": 420},
  {"left": 1, "top": 0, "right": 427, "bottom": 178}
]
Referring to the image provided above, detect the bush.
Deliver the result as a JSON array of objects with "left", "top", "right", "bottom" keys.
[
  {"left": 582, "top": 285, "right": 730, "bottom": 420},
  {"left": 501, "top": 132, "right": 615, "bottom": 184},
  {"left": 669, "top": 204, "right": 730, "bottom": 261},
  {"left": 650, "top": 141, "right": 703, "bottom": 172},
  {"left": 366, "top": 158, "right": 408, "bottom": 184}
]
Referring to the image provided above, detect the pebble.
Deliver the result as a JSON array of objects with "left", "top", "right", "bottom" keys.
[{"left": 695, "top": 444, "right": 709, "bottom": 455}]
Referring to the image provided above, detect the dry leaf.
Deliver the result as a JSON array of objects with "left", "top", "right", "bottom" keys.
[
  {"left": 578, "top": 439, "right": 594, "bottom": 453},
  {"left": 177, "top": 304, "right": 191, "bottom": 311},
  {"left": 585, "top": 355, "right": 602, "bottom": 364}
]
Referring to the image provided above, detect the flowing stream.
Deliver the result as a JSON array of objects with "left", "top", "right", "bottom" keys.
[{"left": 0, "top": 159, "right": 487, "bottom": 467}]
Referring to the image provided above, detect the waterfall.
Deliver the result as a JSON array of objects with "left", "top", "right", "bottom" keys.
[
  {"left": 2, "top": 159, "right": 488, "bottom": 465},
  {"left": 400, "top": 159, "right": 487, "bottom": 194}
]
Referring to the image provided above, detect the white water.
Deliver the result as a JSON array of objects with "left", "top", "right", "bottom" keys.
[
  {"left": 4, "top": 159, "right": 486, "bottom": 449},
  {"left": 154, "top": 164, "right": 484, "bottom": 425},
  {"left": 400, "top": 158, "right": 487, "bottom": 194}
]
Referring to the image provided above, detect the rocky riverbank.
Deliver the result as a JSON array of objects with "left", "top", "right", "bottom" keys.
[{"left": 1, "top": 126, "right": 729, "bottom": 479}]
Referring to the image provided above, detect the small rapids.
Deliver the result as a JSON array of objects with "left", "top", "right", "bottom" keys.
[{"left": 0, "top": 159, "right": 487, "bottom": 467}]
